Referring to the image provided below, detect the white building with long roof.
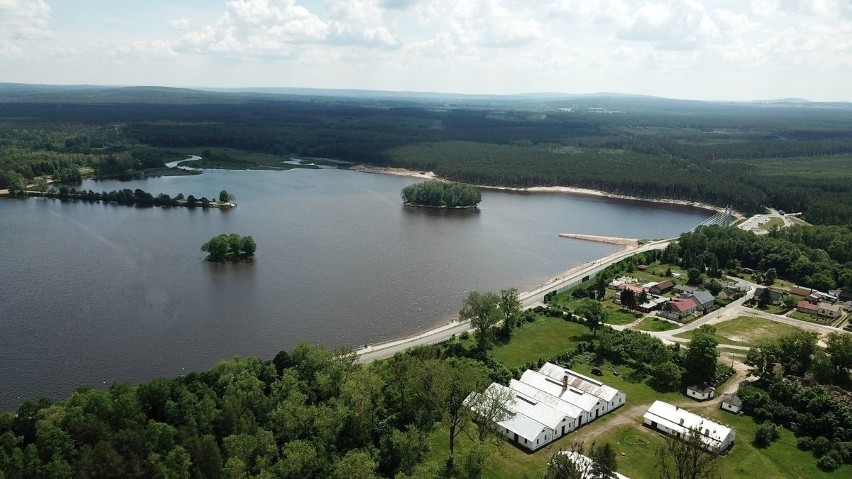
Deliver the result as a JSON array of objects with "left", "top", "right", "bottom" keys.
[
  {"left": 643, "top": 400, "right": 735, "bottom": 452},
  {"left": 468, "top": 364, "right": 626, "bottom": 451}
]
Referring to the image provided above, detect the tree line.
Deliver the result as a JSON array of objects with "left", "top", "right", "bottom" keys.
[
  {"left": 666, "top": 225, "right": 851, "bottom": 293},
  {"left": 400, "top": 181, "right": 481, "bottom": 208}
]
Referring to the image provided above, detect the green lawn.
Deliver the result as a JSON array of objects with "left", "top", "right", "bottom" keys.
[
  {"left": 633, "top": 317, "right": 679, "bottom": 332},
  {"left": 674, "top": 316, "right": 800, "bottom": 346},
  {"left": 490, "top": 316, "right": 592, "bottom": 368},
  {"left": 787, "top": 310, "right": 833, "bottom": 325}
]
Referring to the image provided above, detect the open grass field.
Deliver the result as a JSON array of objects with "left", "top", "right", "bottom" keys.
[
  {"left": 490, "top": 316, "right": 592, "bottom": 368},
  {"left": 675, "top": 316, "right": 801, "bottom": 346},
  {"left": 168, "top": 146, "right": 330, "bottom": 170},
  {"left": 633, "top": 316, "right": 679, "bottom": 332}
]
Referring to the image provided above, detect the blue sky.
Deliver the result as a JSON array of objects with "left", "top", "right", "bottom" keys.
[{"left": 1, "top": 0, "right": 851, "bottom": 101}]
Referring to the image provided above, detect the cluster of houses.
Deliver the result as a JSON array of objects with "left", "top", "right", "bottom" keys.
[
  {"left": 755, "top": 284, "right": 849, "bottom": 320},
  {"left": 790, "top": 285, "right": 845, "bottom": 319},
  {"left": 468, "top": 363, "right": 626, "bottom": 451},
  {"left": 609, "top": 277, "right": 717, "bottom": 322}
]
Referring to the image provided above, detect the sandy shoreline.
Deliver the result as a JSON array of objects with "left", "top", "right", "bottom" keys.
[{"left": 352, "top": 164, "right": 741, "bottom": 217}]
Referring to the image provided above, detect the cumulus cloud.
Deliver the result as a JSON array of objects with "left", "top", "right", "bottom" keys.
[
  {"left": 176, "top": 0, "right": 329, "bottom": 55},
  {"left": 618, "top": 0, "right": 718, "bottom": 50},
  {"left": 415, "top": 0, "right": 545, "bottom": 49}
]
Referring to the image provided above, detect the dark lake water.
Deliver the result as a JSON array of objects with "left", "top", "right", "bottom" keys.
[{"left": 0, "top": 167, "right": 710, "bottom": 410}]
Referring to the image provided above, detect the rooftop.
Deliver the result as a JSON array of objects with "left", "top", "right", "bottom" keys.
[{"left": 644, "top": 400, "right": 734, "bottom": 449}]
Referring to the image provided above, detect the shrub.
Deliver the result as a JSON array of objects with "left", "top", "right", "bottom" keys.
[
  {"left": 812, "top": 436, "right": 832, "bottom": 458},
  {"left": 797, "top": 436, "right": 813, "bottom": 451},
  {"left": 754, "top": 422, "right": 780, "bottom": 448},
  {"left": 817, "top": 450, "right": 841, "bottom": 472}
]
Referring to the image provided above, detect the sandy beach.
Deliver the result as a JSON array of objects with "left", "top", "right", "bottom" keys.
[{"left": 352, "top": 164, "right": 741, "bottom": 217}]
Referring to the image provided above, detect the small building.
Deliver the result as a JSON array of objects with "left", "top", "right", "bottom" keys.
[
  {"left": 674, "top": 284, "right": 696, "bottom": 295},
  {"left": 616, "top": 283, "right": 645, "bottom": 295},
  {"left": 638, "top": 295, "right": 669, "bottom": 313},
  {"left": 660, "top": 297, "right": 699, "bottom": 321},
  {"left": 724, "top": 281, "right": 750, "bottom": 295},
  {"left": 690, "top": 290, "right": 716, "bottom": 312},
  {"left": 797, "top": 300, "right": 819, "bottom": 315},
  {"left": 720, "top": 394, "right": 742, "bottom": 414},
  {"left": 556, "top": 451, "right": 631, "bottom": 479},
  {"left": 790, "top": 285, "right": 815, "bottom": 297},
  {"left": 754, "top": 287, "right": 784, "bottom": 305},
  {"left": 649, "top": 280, "right": 675, "bottom": 295},
  {"left": 643, "top": 400, "right": 736, "bottom": 452},
  {"left": 818, "top": 302, "right": 842, "bottom": 318},
  {"left": 686, "top": 383, "right": 715, "bottom": 401}
]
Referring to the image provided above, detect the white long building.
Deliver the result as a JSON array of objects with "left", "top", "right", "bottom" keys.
[
  {"left": 469, "top": 363, "right": 626, "bottom": 451},
  {"left": 643, "top": 400, "right": 736, "bottom": 452}
]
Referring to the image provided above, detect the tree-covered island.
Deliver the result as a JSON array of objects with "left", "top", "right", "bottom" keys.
[
  {"left": 401, "top": 180, "right": 481, "bottom": 208},
  {"left": 201, "top": 233, "right": 257, "bottom": 262}
]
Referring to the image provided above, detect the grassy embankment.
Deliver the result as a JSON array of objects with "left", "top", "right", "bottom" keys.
[{"left": 165, "top": 147, "right": 350, "bottom": 170}]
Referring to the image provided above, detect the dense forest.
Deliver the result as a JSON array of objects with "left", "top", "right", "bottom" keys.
[
  {"left": 667, "top": 225, "right": 852, "bottom": 292},
  {"left": 1, "top": 85, "right": 851, "bottom": 225}
]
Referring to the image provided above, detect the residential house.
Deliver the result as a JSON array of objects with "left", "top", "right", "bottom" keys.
[
  {"left": 818, "top": 302, "right": 842, "bottom": 318},
  {"left": 690, "top": 290, "right": 716, "bottom": 312},
  {"left": 720, "top": 394, "right": 742, "bottom": 414},
  {"left": 686, "top": 383, "right": 715, "bottom": 401},
  {"left": 638, "top": 295, "right": 669, "bottom": 313},
  {"left": 754, "top": 287, "right": 783, "bottom": 305},
  {"left": 660, "top": 297, "right": 699, "bottom": 321},
  {"left": 649, "top": 280, "right": 675, "bottom": 295},
  {"left": 674, "top": 284, "right": 696, "bottom": 295},
  {"left": 797, "top": 300, "right": 819, "bottom": 315},
  {"left": 643, "top": 400, "right": 736, "bottom": 452},
  {"left": 790, "top": 285, "right": 815, "bottom": 297}
]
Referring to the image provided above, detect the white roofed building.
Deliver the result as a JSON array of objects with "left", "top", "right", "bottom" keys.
[
  {"left": 469, "top": 365, "right": 626, "bottom": 451},
  {"left": 538, "top": 362, "right": 627, "bottom": 415},
  {"left": 643, "top": 400, "right": 735, "bottom": 452}
]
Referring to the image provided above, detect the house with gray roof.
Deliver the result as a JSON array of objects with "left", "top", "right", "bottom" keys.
[{"left": 690, "top": 290, "right": 716, "bottom": 312}]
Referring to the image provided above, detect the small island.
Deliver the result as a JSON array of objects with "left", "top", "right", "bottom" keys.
[
  {"left": 401, "top": 180, "right": 481, "bottom": 208},
  {"left": 201, "top": 233, "right": 257, "bottom": 262}
]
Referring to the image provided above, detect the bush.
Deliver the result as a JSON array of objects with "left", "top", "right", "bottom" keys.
[
  {"left": 754, "top": 422, "right": 780, "bottom": 448},
  {"left": 813, "top": 436, "right": 832, "bottom": 458},
  {"left": 797, "top": 436, "right": 814, "bottom": 451},
  {"left": 817, "top": 450, "right": 841, "bottom": 472}
]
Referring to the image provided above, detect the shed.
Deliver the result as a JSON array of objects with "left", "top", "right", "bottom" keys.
[
  {"left": 720, "top": 394, "right": 742, "bottom": 414},
  {"left": 686, "top": 383, "right": 715, "bottom": 401},
  {"left": 649, "top": 280, "right": 675, "bottom": 295}
]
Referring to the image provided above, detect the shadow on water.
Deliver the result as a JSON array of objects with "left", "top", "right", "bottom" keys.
[{"left": 401, "top": 205, "right": 481, "bottom": 220}]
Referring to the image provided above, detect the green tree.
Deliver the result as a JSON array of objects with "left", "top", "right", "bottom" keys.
[
  {"left": 219, "top": 189, "right": 233, "bottom": 203},
  {"left": 744, "top": 343, "right": 779, "bottom": 379},
  {"left": 655, "top": 428, "right": 720, "bottom": 479},
  {"left": 777, "top": 329, "right": 817, "bottom": 376},
  {"left": 683, "top": 326, "right": 719, "bottom": 385},
  {"left": 201, "top": 235, "right": 230, "bottom": 262},
  {"left": 545, "top": 450, "right": 589, "bottom": 479},
  {"left": 753, "top": 422, "right": 780, "bottom": 448},
  {"left": 331, "top": 449, "right": 378, "bottom": 479},
  {"left": 589, "top": 442, "right": 618, "bottom": 479},
  {"left": 826, "top": 332, "right": 852, "bottom": 381},
  {"left": 651, "top": 361, "right": 684, "bottom": 391},
  {"left": 498, "top": 288, "right": 521, "bottom": 339},
  {"left": 459, "top": 291, "right": 501, "bottom": 350},
  {"left": 240, "top": 236, "right": 257, "bottom": 257},
  {"left": 438, "top": 358, "right": 489, "bottom": 469},
  {"left": 575, "top": 299, "right": 605, "bottom": 337},
  {"left": 687, "top": 268, "right": 703, "bottom": 286}
]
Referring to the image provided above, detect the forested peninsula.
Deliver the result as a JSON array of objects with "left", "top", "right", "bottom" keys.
[
  {"left": 1, "top": 85, "right": 851, "bottom": 225},
  {"left": 401, "top": 181, "right": 481, "bottom": 208}
]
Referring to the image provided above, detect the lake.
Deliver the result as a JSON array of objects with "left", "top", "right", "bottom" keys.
[{"left": 0, "top": 167, "right": 710, "bottom": 410}]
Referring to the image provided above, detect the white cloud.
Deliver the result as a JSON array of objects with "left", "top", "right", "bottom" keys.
[
  {"left": 618, "top": 0, "right": 719, "bottom": 50},
  {"left": 169, "top": 18, "right": 191, "bottom": 31},
  {"left": 541, "top": 0, "right": 629, "bottom": 24},
  {"left": 0, "top": 0, "right": 53, "bottom": 40}
]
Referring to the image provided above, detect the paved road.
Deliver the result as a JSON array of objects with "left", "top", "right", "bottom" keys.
[{"left": 357, "top": 238, "right": 676, "bottom": 363}]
